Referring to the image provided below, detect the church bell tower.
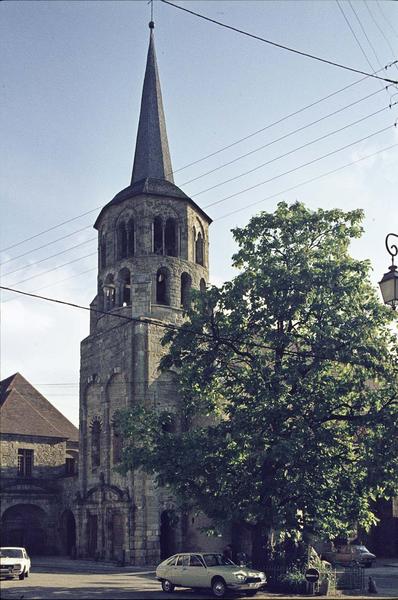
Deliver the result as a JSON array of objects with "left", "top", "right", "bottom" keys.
[{"left": 77, "top": 23, "right": 212, "bottom": 564}]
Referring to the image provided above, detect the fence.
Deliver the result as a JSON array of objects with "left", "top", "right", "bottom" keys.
[{"left": 265, "top": 562, "right": 365, "bottom": 594}]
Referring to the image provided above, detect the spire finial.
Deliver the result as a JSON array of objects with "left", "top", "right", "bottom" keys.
[{"left": 148, "top": 0, "right": 154, "bottom": 28}]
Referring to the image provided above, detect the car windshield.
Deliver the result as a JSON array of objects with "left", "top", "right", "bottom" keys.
[
  {"left": 203, "top": 554, "right": 236, "bottom": 567},
  {"left": 0, "top": 548, "right": 23, "bottom": 558}
]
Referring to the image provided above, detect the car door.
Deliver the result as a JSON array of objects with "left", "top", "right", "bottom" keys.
[
  {"left": 172, "top": 554, "right": 190, "bottom": 585},
  {"left": 186, "top": 554, "right": 210, "bottom": 588}
]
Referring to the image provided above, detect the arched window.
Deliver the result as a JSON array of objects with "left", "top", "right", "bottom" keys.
[
  {"left": 104, "top": 274, "right": 116, "bottom": 311},
  {"left": 180, "top": 272, "right": 192, "bottom": 309},
  {"left": 154, "top": 217, "right": 163, "bottom": 255},
  {"left": 200, "top": 278, "right": 206, "bottom": 293},
  {"left": 118, "top": 268, "right": 131, "bottom": 307},
  {"left": 195, "top": 232, "right": 204, "bottom": 266},
  {"left": 112, "top": 424, "right": 123, "bottom": 464},
  {"left": 100, "top": 232, "right": 107, "bottom": 269},
  {"left": 128, "top": 218, "right": 135, "bottom": 256},
  {"left": 165, "top": 218, "right": 177, "bottom": 257},
  {"left": 156, "top": 268, "right": 169, "bottom": 305},
  {"left": 117, "top": 222, "right": 128, "bottom": 260},
  {"left": 90, "top": 418, "right": 101, "bottom": 469}
]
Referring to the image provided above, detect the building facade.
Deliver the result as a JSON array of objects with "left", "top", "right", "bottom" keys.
[
  {"left": 76, "top": 24, "right": 219, "bottom": 565},
  {"left": 0, "top": 373, "right": 79, "bottom": 556}
]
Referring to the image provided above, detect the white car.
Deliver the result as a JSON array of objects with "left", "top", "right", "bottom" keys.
[
  {"left": 156, "top": 552, "right": 266, "bottom": 598},
  {"left": 0, "top": 547, "right": 31, "bottom": 580}
]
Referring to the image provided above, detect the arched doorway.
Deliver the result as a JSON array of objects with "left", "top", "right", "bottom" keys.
[
  {"left": 160, "top": 510, "right": 177, "bottom": 560},
  {"left": 1, "top": 504, "right": 48, "bottom": 555},
  {"left": 60, "top": 510, "right": 76, "bottom": 556}
]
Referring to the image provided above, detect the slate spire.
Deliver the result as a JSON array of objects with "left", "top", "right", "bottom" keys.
[{"left": 131, "top": 22, "right": 174, "bottom": 185}]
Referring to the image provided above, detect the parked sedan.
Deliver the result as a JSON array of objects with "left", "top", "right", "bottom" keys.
[
  {"left": 156, "top": 552, "right": 266, "bottom": 598},
  {"left": 0, "top": 547, "right": 31, "bottom": 580},
  {"left": 324, "top": 544, "right": 376, "bottom": 568}
]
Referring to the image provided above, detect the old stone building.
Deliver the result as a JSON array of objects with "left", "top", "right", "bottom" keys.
[
  {"left": 0, "top": 372, "right": 79, "bottom": 556},
  {"left": 76, "top": 23, "right": 221, "bottom": 564}
]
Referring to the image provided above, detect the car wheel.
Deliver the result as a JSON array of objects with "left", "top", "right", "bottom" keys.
[
  {"left": 212, "top": 577, "right": 227, "bottom": 598},
  {"left": 161, "top": 579, "right": 175, "bottom": 593},
  {"left": 19, "top": 571, "right": 25, "bottom": 580}
]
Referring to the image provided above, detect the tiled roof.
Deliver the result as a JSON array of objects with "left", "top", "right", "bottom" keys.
[{"left": 0, "top": 373, "right": 79, "bottom": 441}]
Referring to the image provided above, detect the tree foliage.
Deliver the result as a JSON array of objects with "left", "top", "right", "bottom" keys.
[{"left": 116, "top": 202, "right": 398, "bottom": 562}]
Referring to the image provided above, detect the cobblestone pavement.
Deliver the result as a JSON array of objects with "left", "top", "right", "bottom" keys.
[{"left": 0, "top": 557, "right": 397, "bottom": 599}]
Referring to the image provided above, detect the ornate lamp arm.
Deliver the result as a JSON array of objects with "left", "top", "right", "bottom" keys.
[{"left": 385, "top": 233, "right": 398, "bottom": 265}]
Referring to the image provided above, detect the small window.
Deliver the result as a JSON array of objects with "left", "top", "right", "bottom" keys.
[
  {"left": 118, "top": 268, "right": 131, "bottom": 307},
  {"left": 165, "top": 218, "right": 177, "bottom": 257},
  {"left": 104, "top": 274, "right": 116, "bottom": 311},
  {"left": 195, "top": 232, "right": 204, "bottom": 266},
  {"left": 154, "top": 217, "right": 163, "bottom": 254},
  {"left": 200, "top": 278, "right": 206, "bottom": 293},
  {"left": 91, "top": 419, "right": 101, "bottom": 469},
  {"left": 128, "top": 219, "right": 135, "bottom": 256},
  {"left": 177, "top": 555, "right": 190, "bottom": 567},
  {"left": 112, "top": 426, "right": 123, "bottom": 464},
  {"left": 117, "top": 223, "right": 128, "bottom": 260},
  {"left": 181, "top": 273, "right": 192, "bottom": 309},
  {"left": 156, "top": 269, "right": 169, "bottom": 305},
  {"left": 18, "top": 449, "right": 33, "bottom": 477},
  {"left": 65, "top": 457, "right": 76, "bottom": 475}
]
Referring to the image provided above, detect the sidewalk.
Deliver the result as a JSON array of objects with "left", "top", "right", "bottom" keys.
[{"left": 32, "top": 555, "right": 156, "bottom": 574}]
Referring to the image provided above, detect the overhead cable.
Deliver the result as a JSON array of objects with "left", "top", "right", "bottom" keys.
[
  {"left": 160, "top": 0, "right": 398, "bottom": 84},
  {"left": 203, "top": 122, "right": 396, "bottom": 209}
]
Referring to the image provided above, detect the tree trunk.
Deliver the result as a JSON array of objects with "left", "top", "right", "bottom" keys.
[{"left": 251, "top": 525, "right": 272, "bottom": 570}]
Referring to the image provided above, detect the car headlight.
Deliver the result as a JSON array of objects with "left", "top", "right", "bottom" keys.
[
  {"left": 234, "top": 573, "right": 246, "bottom": 582},
  {"left": 259, "top": 572, "right": 266, "bottom": 580}
]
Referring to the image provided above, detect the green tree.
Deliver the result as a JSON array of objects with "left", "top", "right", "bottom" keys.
[{"left": 116, "top": 202, "right": 398, "bottom": 567}]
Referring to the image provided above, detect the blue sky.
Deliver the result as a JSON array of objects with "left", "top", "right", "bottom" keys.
[{"left": 1, "top": 0, "right": 397, "bottom": 425}]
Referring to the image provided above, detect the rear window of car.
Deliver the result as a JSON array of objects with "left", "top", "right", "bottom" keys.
[
  {"left": 176, "top": 555, "right": 189, "bottom": 566},
  {"left": 0, "top": 548, "right": 24, "bottom": 558},
  {"left": 163, "top": 556, "right": 177, "bottom": 566}
]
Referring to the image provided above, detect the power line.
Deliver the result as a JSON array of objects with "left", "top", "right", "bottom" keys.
[
  {"left": 2, "top": 64, "right": 396, "bottom": 258},
  {"left": 0, "top": 207, "right": 101, "bottom": 253},
  {"left": 180, "top": 87, "right": 388, "bottom": 188},
  {"left": 203, "top": 122, "right": 396, "bottom": 210},
  {"left": 336, "top": 0, "right": 377, "bottom": 74},
  {"left": 2, "top": 238, "right": 97, "bottom": 278},
  {"left": 4, "top": 92, "right": 390, "bottom": 282},
  {"left": 7, "top": 252, "right": 97, "bottom": 288},
  {"left": 348, "top": 0, "right": 383, "bottom": 70},
  {"left": 160, "top": 0, "right": 398, "bottom": 84},
  {"left": 365, "top": 1, "right": 398, "bottom": 65},
  {"left": 0, "top": 225, "right": 93, "bottom": 267},
  {"left": 191, "top": 105, "right": 393, "bottom": 198},
  {"left": 3, "top": 136, "right": 397, "bottom": 304},
  {"left": 375, "top": 0, "right": 398, "bottom": 41},
  {"left": 215, "top": 142, "right": 398, "bottom": 222},
  {"left": 0, "top": 284, "right": 358, "bottom": 361}
]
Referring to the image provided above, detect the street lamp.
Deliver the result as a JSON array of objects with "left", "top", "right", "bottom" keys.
[{"left": 379, "top": 233, "right": 398, "bottom": 310}]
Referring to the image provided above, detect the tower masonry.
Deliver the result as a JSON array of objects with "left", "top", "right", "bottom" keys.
[{"left": 77, "top": 25, "right": 215, "bottom": 564}]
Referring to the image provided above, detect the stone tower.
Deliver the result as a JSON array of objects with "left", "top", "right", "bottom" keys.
[{"left": 76, "top": 24, "right": 212, "bottom": 564}]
